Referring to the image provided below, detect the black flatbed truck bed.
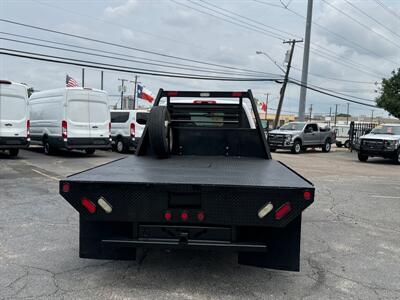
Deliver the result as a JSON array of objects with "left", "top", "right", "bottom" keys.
[{"left": 60, "top": 90, "right": 315, "bottom": 272}]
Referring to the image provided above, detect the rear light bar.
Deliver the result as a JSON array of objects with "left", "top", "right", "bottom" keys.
[
  {"left": 193, "top": 100, "right": 216, "bottom": 104},
  {"left": 232, "top": 92, "right": 242, "bottom": 97},
  {"left": 27, "top": 120, "right": 30, "bottom": 141},
  {"left": 167, "top": 91, "right": 178, "bottom": 96},
  {"left": 130, "top": 122, "right": 135, "bottom": 137},
  {"left": 62, "top": 120, "right": 68, "bottom": 139},
  {"left": 81, "top": 197, "right": 96, "bottom": 214},
  {"left": 275, "top": 203, "right": 292, "bottom": 220}
]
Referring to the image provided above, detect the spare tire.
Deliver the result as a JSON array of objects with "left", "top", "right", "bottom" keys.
[{"left": 148, "top": 106, "right": 173, "bottom": 158}]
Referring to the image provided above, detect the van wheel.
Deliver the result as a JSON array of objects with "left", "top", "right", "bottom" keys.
[
  {"left": 336, "top": 142, "right": 343, "bottom": 148},
  {"left": 358, "top": 153, "right": 368, "bottom": 162},
  {"left": 116, "top": 139, "right": 125, "bottom": 153},
  {"left": 148, "top": 106, "right": 173, "bottom": 158},
  {"left": 344, "top": 140, "right": 351, "bottom": 148},
  {"left": 9, "top": 149, "right": 19, "bottom": 157},
  {"left": 44, "top": 141, "right": 54, "bottom": 155},
  {"left": 322, "top": 139, "right": 331, "bottom": 152},
  {"left": 85, "top": 149, "right": 96, "bottom": 155},
  {"left": 291, "top": 140, "right": 302, "bottom": 154},
  {"left": 393, "top": 149, "right": 400, "bottom": 165}
]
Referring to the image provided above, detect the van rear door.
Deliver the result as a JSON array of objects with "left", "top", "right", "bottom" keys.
[
  {"left": 0, "top": 83, "right": 27, "bottom": 138},
  {"left": 88, "top": 91, "right": 109, "bottom": 139},
  {"left": 66, "top": 89, "right": 90, "bottom": 138}
]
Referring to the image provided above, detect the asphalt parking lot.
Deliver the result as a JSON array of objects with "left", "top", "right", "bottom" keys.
[{"left": 1, "top": 147, "right": 399, "bottom": 300}]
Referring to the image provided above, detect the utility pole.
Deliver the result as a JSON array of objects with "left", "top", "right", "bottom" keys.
[
  {"left": 334, "top": 104, "right": 338, "bottom": 126},
  {"left": 132, "top": 75, "right": 140, "bottom": 110},
  {"left": 298, "top": 0, "right": 313, "bottom": 122},
  {"left": 265, "top": 93, "right": 269, "bottom": 120},
  {"left": 346, "top": 103, "right": 350, "bottom": 125},
  {"left": 100, "top": 71, "right": 104, "bottom": 90},
  {"left": 309, "top": 104, "right": 313, "bottom": 121},
  {"left": 371, "top": 110, "right": 374, "bottom": 123},
  {"left": 81, "top": 68, "right": 85, "bottom": 87},
  {"left": 273, "top": 39, "right": 303, "bottom": 129},
  {"left": 118, "top": 78, "right": 134, "bottom": 110},
  {"left": 329, "top": 107, "right": 332, "bottom": 118}
]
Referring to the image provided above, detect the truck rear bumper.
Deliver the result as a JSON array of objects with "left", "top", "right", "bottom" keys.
[
  {"left": 47, "top": 136, "right": 111, "bottom": 150},
  {"left": 0, "top": 137, "right": 29, "bottom": 149}
]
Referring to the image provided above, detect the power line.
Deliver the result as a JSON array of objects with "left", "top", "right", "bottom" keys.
[
  {"left": 0, "top": 18, "right": 273, "bottom": 76},
  {"left": 373, "top": 0, "right": 400, "bottom": 21}
]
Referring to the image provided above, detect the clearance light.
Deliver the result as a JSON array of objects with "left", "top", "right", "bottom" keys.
[
  {"left": 232, "top": 92, "right": 242, "bottom": 97},
  {"left": 81, "top": 197, "right": 96, "bottom": 214},
  {"left": 62, "top": 182, "right": 70, "bottom": 193},
  {"left": 275, "top": 203, "right": 292, "bottom": 220},
  {"left": 97, "top": 197, "right": 112, "bottom": 214},
  {"left": 167, "top": 91, "right": 178, "bottom": 96},
  {"left": 258, "top": 202, "right": 273, "bottom": 219},
  {"left": 164, "top": 211, "right": 172, "bottom": 221},
  {"left": 181, "top": 211, "right": 189, "bottom": 221},
  {"left": 197, "top": 211, "right": 205, "bottom": 221},
  {"left": 303, "top": 191, "right": 312, "bottom": 201},
  {"left": 193, "top": 100, "right": 216, "bottom": 104},
  {"left": 200, "top": 92, "right": 210, "bottom": 97}
]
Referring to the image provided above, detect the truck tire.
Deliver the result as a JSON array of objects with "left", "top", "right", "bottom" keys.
[
  {"left": 9, "top": 149, "right": 19, "bottom": 157},
  {"left": 393, "top": 149, "right": 400, "bottom": 165},
  {"left": 322, "top": 139, "right": 331, "bottom": 152},
  {"left": 358, "top": 153, "right": 368, "bottom": 162},
  {"left": 336, "top": 141, "right": 342, "bottom": 147},
  {"left": 85, "top": 149, "right": 96, "bottom": 155},
  {"left": 116, "top": 138, "right": 126, "bottom": 153},
  {"left": 344, "top": 140, "right": 351, "bottom": 148},
  {"left": 291, "top": 140, "right": 302, "bottom": 154},
  {"left": 44, "top": 140, "right": 54, "bottom": 155},
  {"left": 148, "top": 106, "right": 173, "bottom": 158}
]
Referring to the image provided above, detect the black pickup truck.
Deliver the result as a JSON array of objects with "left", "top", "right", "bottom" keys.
[{"left": 60, "top": 90, "right": 314, "bottom": 271}]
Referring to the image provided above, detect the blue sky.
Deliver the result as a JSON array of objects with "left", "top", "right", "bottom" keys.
[{"left": 1, "top": 0, "right": 399, "bottom": 117}]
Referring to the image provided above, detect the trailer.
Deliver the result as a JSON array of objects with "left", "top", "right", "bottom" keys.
[{"left": 60, "top": 90, "right": 314, "bottom": 271}]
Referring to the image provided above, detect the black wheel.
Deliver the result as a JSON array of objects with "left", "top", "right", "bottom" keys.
[
  {"left": 291, "top": 140, "right": 302, "bottom": 154},
  {"left": 85, "top": 149, "right": 96, "bottom": 155},
  {"left": 270, "top": 148, "right": 276, "bottom": 152},
  {"left": 44, "top": 140, "right": 54, "bottom": 155},
  {"left": 336, "top": 142, "right": 343, "bottom": 148},
  {"left": 344, "top": 140, "right": 351, "bottom": 148},
  {"left": 116, "top": 138, "right": 126, "bottom": 153},
  {"left": 9, "top": 149, "right": 19, "bottom": 157},
  {"left": 393, "top": 149, "right": 400, "bottom": 165},
  {"left": 148, "top": 106, "right": 173, "bottom": 158},
  {"left": 358, "top": 153, "right": 368, "bottom": 162},
  {"left": 322, "top": 139, "right": 331, "bottom": 152}
]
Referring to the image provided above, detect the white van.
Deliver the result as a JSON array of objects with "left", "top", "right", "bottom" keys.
[
  {"left": 29, "top": 87, "right": 111, "bottom": 155},
  {"left": 0, "top": 80, "right": 30, "bottom": 157},
  {"left": 110, "top": 109, "right": 148, "bottom": 153}
]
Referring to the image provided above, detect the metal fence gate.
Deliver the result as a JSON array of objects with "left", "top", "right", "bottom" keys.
[{"left": 349, "top": 121, "right": 377, "bottom": 150}]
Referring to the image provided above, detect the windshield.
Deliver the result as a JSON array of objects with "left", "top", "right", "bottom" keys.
[
  {"left": 371, "top": 125, "right": 400, "bottom": 135},
  {"left": 279, "top": 122, "right": 305, "bottom": 131}
]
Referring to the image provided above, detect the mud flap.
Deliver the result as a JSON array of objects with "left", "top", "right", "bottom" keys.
[
  {"left": 238, "top": 215, "right": 301, "bottom": 271},
  {"left": 79, "top": 218, "right": 137, "bottom": 260}
]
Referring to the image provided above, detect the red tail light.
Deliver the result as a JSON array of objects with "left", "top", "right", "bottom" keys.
[
  {"left": 81, "top": 197, "right": 96, "bottom": 214},
  {"left": 109, "top": 122, "right": 111, "bottom": 136},
  {"left": 232, "top": 92, "right": 242, "bottom": 97},
  {"left": 275, "top": 203, "right": 292, "bottom": 220},
  {"left": 193, "top": 100, "right": 216, "bottom": 104},
  {"left": 164, "top": 211, "right": 172, "bottom": 221},
  {"left": 303, "top": 191, "right": 312, "bottom": 201},
  {"left": 130, "top": 122, "right": 135, "bottom": 137},
  {"left": 62, "top": 120, "right": 68, "bottom": 139},
  {"left": 26, "top": 120, "right": 30, "bottom": 140},
  {"left": 62, "top": 182, "right": 70, "bottom": 193},
  {"left": 167, "top": 91, "right": 178, "bottom": 96},
  {"left": 197, "top": 211, "right": 205, "bottom": 221},
  {"left": 181, "top": 211, "right": 189, "bottom": 221}
]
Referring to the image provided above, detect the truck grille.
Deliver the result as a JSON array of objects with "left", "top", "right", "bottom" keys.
[
  {"left": 361, "top": 139, "right": 384, "bottom": 150},
  {"left": 268, "top": 134, "right": 285, "bottom": 143}
]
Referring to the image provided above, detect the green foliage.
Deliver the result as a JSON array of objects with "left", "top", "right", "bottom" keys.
[{"left": 376, "top": 68, "right": 400, "bottom": 119}]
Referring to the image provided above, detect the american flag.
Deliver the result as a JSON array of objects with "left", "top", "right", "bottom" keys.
[{"left": 66, "top": 75, "right": 79, "bottom": 87}]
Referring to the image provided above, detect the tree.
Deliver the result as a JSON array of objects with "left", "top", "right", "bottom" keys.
[
  {"left": 27, "top": 87, "right": 34, "bottom": 97},
  {"left": 376, "top": 68, "right": 400, "bottom": 119}
]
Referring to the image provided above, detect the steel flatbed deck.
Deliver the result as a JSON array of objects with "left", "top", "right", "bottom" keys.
[{"left": 67, "top": 155, "right": 313, "bottom": 189}]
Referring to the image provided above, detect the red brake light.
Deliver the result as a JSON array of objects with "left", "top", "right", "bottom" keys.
[
  {"left": 275, "top": 203, "right": 292, "bottom": 220},
  {"left": 167, "top": 91, "right": 178, "bottom": 96},
  {"left": 181, "top": 211, "right": 189, "bottom": 221},
  {"left": 164, "top": 211, "right": 172, "bottom": 221},
  {"left": 62, "top": 120, "right": 68, "bottom": 139},
  {"left": 81, "top": 197, "right": 96, "bottom": 214},
  {"left": 303, "top": 191, "right": 312, "bottom": 201},
  {"left": 197, "top": 211, "right": 205, "bottom": 221},
  {"left": 232, "top": 92, "right": 242, "bottom": 97},
  {"left": 130, "top": 122, "right": 135, "bottom": 137},
  {"left": 62, "top": 182, "right": 70, "bottom": 193},
  {"left": 27, "top": 120, "right": 30, "bottom": 139},
  {"left": 193, "top": 100, "right": 216, "bottom": 104}
]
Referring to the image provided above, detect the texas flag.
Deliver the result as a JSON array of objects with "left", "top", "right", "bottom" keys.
[{"left": 137, "top": 84, "right": 154, "bottom": 103}]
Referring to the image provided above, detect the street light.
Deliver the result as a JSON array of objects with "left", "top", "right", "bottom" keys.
[{"left": 255, "top": 50, "right": 285, "bottom": 73}]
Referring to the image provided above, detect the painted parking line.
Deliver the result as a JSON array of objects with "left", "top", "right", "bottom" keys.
[
  {"left": 371, "top": 195, "right": 400, "bottom": 199},
  {"left": 32, "top": 169, "right": 60, "bottom": 181}
]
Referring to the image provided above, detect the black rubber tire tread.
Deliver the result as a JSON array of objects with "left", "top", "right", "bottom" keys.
[
  {"left": 358, "top": 153, "right": 368, "bottom": 162},
  {"left": 9, "top": 149, "right": 19, "bottom": 157},
  {"left": 322, "top": 139, "right": 331, "bottom": 153},
  {"left": 393, "top": 149, "right": 400, "bottom": 165},
  {"left": 44, "top": 140, "right": 54, "bottom": 155},
  {"left": 148, "top": 106, "right": 172, "bottom": 158},
  {"left": 291, "top": 140, "right": 301, "bottom": 154},
  {"left": 85, "top": 149, "right": 96, "bottom": 155}
]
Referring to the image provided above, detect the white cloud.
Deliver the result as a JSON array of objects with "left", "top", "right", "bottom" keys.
[{"left": 104, "top": 0, "right": 138, "bottom": 18}]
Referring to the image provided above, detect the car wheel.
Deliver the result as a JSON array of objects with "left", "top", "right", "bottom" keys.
[
  {"left": 9, "top": 149, "right": 19, "bottom": 157},
  {"left": 148, "top": 106, "right": 173, "bottom": 158},
  {"left": 344, "top": 140, "right": 351, "bottom": 148},
  {"left": 322, "top": 139, "right": 331, "bottom": 152},
  {"left": 291, "top": 140, "right": 302, "bottom": 154},
  {"left": 394, "top": 149, "right": 400, "bottom": 165},
  {"left": 116, "top": 139, "right": 125, "bottom": 153},
  {"left": 336, "top": 142, "right": 342, "bottom": 147},
  {"left": 44, "top": 140, "right": 54, "bottom": 155},
  {"left": 358, "top": 153, "right": 368, "bottom": 162},
  {"left": 85, "top": 149, "right": 96, "bottom": 155}
]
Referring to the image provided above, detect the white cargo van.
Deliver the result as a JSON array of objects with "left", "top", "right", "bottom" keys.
[
  {"left": 29, "top": 87, "right": 111, "bottom": 155},
  {"left": 0, "top": 80, "right": 30, "bottom": 157},
  {"left": 110, "top": 109, "right": 148, "bottom": 153}
]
